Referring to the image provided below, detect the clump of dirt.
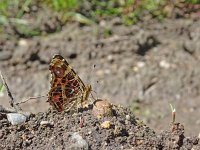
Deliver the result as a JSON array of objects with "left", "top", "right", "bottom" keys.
[{"left": 0, "top": 102, "right": 199, "bottom": 150}]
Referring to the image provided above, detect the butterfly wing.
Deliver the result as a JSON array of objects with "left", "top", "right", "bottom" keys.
[{"left": 48, "top": 55, "right": 89, "bottom": 112}]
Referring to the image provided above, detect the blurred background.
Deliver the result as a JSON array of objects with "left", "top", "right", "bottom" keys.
[{"left": 0, "top": 0, "right": 200, "bottom": 136}]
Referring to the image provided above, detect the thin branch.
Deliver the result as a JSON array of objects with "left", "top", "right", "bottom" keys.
[
  {"left": 0, "top": 71, "right": 22, "bottom": 111},
  {"left": 15, "top": 95, "right": 46, "bottom": 105}
]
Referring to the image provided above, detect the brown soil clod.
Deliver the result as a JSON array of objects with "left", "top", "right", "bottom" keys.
[{"left": 92, "top": 99, "right": 113, "bottom": 118}]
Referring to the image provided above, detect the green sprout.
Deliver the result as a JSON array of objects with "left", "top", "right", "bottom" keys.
[
  {"left": 170, "top": 103, "right": 176, "bottom": 124},
  {"left": 0, "top": 83, "right": 4, "bottom": 92}
]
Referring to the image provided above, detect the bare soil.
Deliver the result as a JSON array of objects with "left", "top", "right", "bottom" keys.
[
  {"left": 0, "top": 3, "right": 200, "bottom": 149},
  {"left": 0, "top": 104, "right": 199, "bottom": 150}
]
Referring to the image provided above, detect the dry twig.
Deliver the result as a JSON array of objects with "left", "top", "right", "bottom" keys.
[
  {"left": 15, "top": 95, "right": 46, "bottom": 105},
  {"left": 0, "top": 71, "right": 22, "bottom": 111}
]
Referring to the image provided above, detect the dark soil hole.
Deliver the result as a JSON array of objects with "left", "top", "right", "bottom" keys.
[
  {"left": 136, "top": 36, "right": 160, "bottom": 56},
  {"left": 29, "top": 53, "right": 47, "bottom": 64},
  {"left": 119, "top": 129, "right": 129, "bottom": 137},
  {"left": 30, "top": 53, "right": 39, "bottom": 61},
  {"left": 69, "top": 53, "right": 77, "bottom": 59}
]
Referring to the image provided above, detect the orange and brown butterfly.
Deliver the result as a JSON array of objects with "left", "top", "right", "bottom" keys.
[{"left": 47, "top": 54, "right": 91, "bottom": 112}]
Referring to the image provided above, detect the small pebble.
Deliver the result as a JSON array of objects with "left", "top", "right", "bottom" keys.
[
  {"left": 126, "top": 115, "right": 130, "bottom": 121},
  {"left": 69, "top": 132, "right": 89, "bottom": 149},
  {"left": 104, "top": 69, "right": 111, "bottom": 74},
  {"left": 137, "top": 61, "right": 145, "bottom": 68},
  {"left": 18, "top": 39, "right": 28, "bottom": 46},
  {"left": 159, "top": 60, "right": 170, "bottom": 69},
  {"left": 107, "top": 55, "right": 114, "bottom": 63},
  {"left": 40, "top": 121, "right": 54, "bottom": 126},
  {"left": 101, "top": 121, "right": 111, "bottom": 129},
  {"left": 0, "top": 51, "right": 12, "bottom": 61},
  {"left": 96, "top": 70, "right": 104, "bottom": 76},
  {"left": 7, "top": 113, "right": 27, "bottom": 125}
]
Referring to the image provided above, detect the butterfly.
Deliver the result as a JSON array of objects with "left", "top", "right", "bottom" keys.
[{"left": 47, "top": 54, "right": 91, "bottom": 112}]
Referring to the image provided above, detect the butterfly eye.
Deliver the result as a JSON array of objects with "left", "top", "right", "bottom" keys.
[{"left": 54, "top": 67, "right": 65, "bottom": 78}]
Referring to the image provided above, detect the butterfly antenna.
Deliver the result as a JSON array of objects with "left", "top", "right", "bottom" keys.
[{"left": 91, "top": 90, "right": 98, "bottom": 101}]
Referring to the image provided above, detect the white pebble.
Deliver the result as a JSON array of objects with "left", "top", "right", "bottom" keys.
[
  {"left": 159, "top": 60, "right": 170, "bottom": 69},
  {"left": 7, "top": 113, "right": 27, "bottom": 125}
]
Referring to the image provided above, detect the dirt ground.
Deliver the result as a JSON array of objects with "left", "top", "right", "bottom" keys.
[
  {"left": 0, "top": 103, "right": 200, "bottom": 150},
  {"left": 0, "top": 4, "right": 200, "bottom": 149}
]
